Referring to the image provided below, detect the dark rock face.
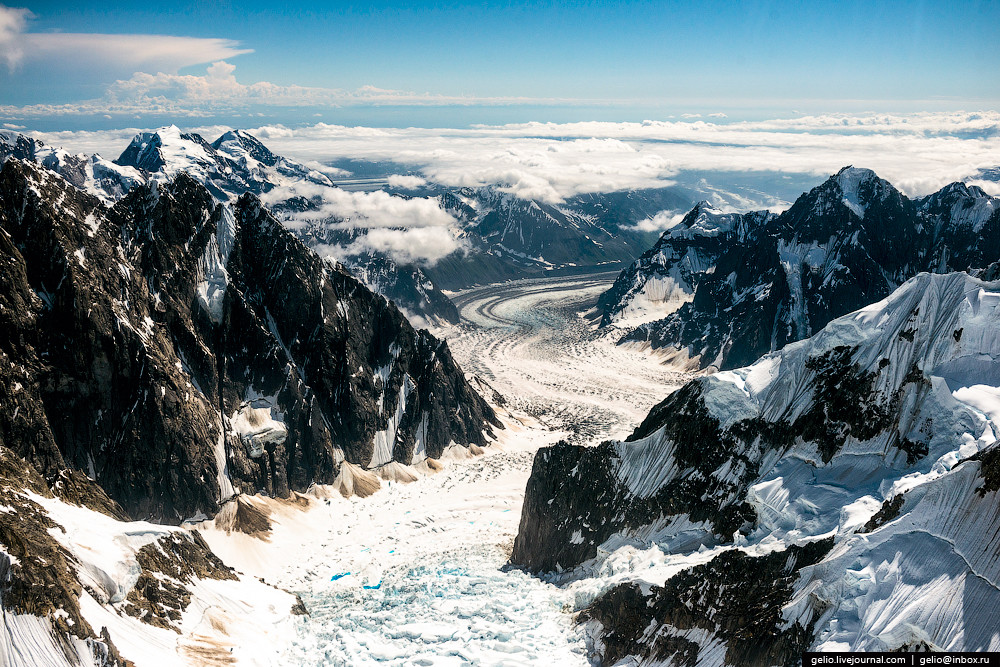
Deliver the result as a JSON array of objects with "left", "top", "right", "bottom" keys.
[
  {"left": 0, "top": 159, "right": 497, "bottom": 522},
  {"left": 511, "top": 440, "right": 624, "bottom": 572},
  {"left": 617, "top": 168, "right": 1000, "bottom": 370},
  {"left": 276, "top": 215, "right": 462, "bottom": 325},
  {"left": 584, "top": 539, "right": 833, "bottom": 667},
  {"left": 228, "top": 196, "right": 498, "bottom": 472}
]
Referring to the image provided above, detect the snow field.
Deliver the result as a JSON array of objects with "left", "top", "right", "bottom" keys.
[{"left": 199, "top": 434, "right": 590, "bottom": 666}]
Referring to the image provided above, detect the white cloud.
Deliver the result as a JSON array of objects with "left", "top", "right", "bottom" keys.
[
  {"left": 0, "top": 4, "right": 31, "bottom": 71},
  {"left": 262, "top": 184, "right": 455, "bottom": 229},
  {"left": 28, "top": 111, "right": 1000, "bottom": 217},
  {"left": 2, "top": 122, "right": 24, "bottom": 129},
  {"left": 259, "top": 181, "right": 461, "bottom": 266},
  {"left": 23, "top": 34, "right": 252, "bottom": 72},
  {"left": 628, "top": 210, "right": 686, "bottom": 233},
  {"left": 0, "top": 4, "right": 250, "bottom": 74},
  {"left": 387, "top": 174, "right": 427, "bottom": 189},
  {"left": 316, "top": 227, "right": 461, "bottom": 267}
]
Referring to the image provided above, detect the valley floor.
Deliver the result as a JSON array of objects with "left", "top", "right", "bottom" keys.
[
  {"left": 447, "top": 272, "right": 692, "bottom": 443},
  {"left": 198, "top": 271, "right": 689, "bottom": 665}
]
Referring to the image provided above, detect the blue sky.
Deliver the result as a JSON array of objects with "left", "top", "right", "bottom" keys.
[{"left": 1, "top": 1, "right": 998, "bottom": 129}]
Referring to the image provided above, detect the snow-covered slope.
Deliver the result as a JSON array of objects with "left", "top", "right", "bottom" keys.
[
  {"left": 513, "top": 270, "right": 1000, "bottom": 663},
  {"left": 616, "top": 167, "right": 1000, "bottom": 370},
  {"left": 0, "top": 448, "right": 302, "bottom": 667}
]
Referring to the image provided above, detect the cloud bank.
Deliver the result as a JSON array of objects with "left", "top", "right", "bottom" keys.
[
  {"left": 260, "top": 182, "right": 462, "bottom": 267},
  {"left": 245, "top": 111, "right": 1000, "bottom": 201},
  {"left": 24, "top": 111, "right": 1000, "bottom": 266}
]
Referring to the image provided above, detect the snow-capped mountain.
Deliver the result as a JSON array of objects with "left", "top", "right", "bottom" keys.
[
  {"left": 512, "top": 270, "right": 1000, "bottom": 662},
  {"left": 0, "top": 157, "right": 497, "bottom": 518},
  {"left": 118, "top": 127, "right": 469, "bottom": 325},
  {"left": 114, "top": 125, "right": 335, "bottom": 200},
  {"left": 597, "top": 203, "right": 775, "bottom": 327},
  {"left": 1, "top": 129, "right": 143, "bottom": 202},
  {"left": 612, "top": 167, "right": 1000, "bottom": 370}
]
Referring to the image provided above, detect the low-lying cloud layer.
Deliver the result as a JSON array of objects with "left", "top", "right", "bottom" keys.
[
  {"left": 23, "top": 111, "right": 1000, "bottom": 267},
  {"left": 315, "top": 227, "right": 461, "bottom": 267},
  {"left": 260, "top": 181, "right": 462, "bottom": 267},
  {"left": 245, "top": 111, "right": 1000, "bottom": 201}
]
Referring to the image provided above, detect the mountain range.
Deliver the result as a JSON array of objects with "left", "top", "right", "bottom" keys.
[
  {"left": 0, "top": 156, "right": 499, "bottom": 663},
  {"left": 600, "top": 167, "right": 1000, "bottom": 370},
  {"left": 516, "top": 269, "right": 1000, "bottom": 660},
  {"left": 4, "top": 127, "right": 695, "bottom": 327}
]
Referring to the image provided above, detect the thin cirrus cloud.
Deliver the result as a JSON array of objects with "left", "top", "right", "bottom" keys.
[
  {"left": 23, "top": 34, "right": 252, "bottom": 71},
  {"left": 0, "top": 3, "right": 251, "bottom": 75},
  {"left": 0, "top": 59, "right": 571, "bottom": 119}
]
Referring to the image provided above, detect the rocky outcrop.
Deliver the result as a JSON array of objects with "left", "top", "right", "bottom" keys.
[
  {"left": 616, "top": 167, "right": 1000, "bottom": 370},
  {"left": 584, "top": 539, "right": 833, "bottom": 667},
  {"left": 0, "top": 158, "right": 497, "bottom": 523}
]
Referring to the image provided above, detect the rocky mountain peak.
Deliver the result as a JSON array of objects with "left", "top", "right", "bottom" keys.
[
  {"left": 797, "top": 165, "right": 903, "bottom": 222},
  {"left": 212, "top": 129, "right": 279, "bottom": 167},
  {"left": 615, "top": 168, "right": 999, "bottom": 370},
  {"left": 0, "top": 130, "right": 42, "bottom": 162}
]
